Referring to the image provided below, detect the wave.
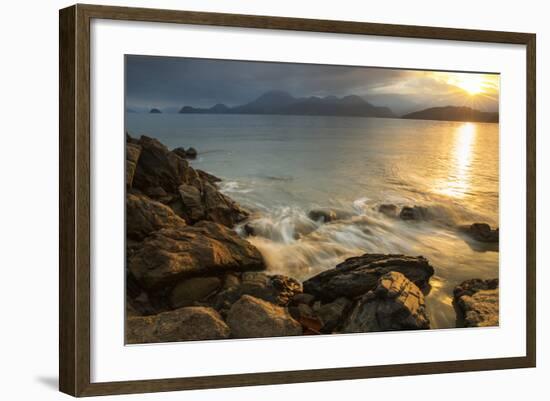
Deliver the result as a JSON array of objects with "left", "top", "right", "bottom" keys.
[
  {"left": 218, "top": 180, "right": 254, "bottom": 194},
  {"left": 236, "top": 197, "right": 496, "bottom": 281}
]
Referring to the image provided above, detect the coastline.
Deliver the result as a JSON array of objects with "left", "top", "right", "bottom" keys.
[{"left": 125, "top": 133, "right": 499, "bottom": 344}]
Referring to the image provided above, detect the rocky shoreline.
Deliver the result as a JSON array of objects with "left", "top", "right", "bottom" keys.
[{"left": 125, "top": 134, "right": 499, "bottom": 344}]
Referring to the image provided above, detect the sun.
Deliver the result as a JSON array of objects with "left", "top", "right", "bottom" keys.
[{"left": 448, "top": 74, "right": 487, "bottom": 96}]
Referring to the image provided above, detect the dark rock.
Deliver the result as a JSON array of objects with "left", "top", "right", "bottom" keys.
[
  {"left": 172, "top": 147, "right": 188, "bottom": 159},
  {"left": 378, "top": 204, "right": 398, "bottom": 217},
  {"left": 222, "top": 272, "right": 241, "bottom": 289},
  {"left": 243, "top": 223, "right": 256, "bottom": 236},
  {"left": 342, "top": 272, "right": 430, "bottom": 332},
  {"left": 172, "top": 147, "right": 198, "bottom": 160},
  {"left": 132, "top": 135, "right": 190, "bottom": 194},
  {"left": 174, "top": 184, "right": 205, "bottom": 223},
  {"left": 143, "top": 186, "right": 169, "bottom": 199},
  {"left": 303, "top": 254, "right": 434, "bottom": 302},
  {"left": 226, "top": 295, "right": 302, "bottom": 338},
  {"left": 308, "top": 208, "right": 352, "bottom": 223},
  {"left": 149, "top": 108, "right": 162, "bottom": 114},
  {"left": 128, "top": 221, "right": 265, "bottom": 290},
  {"left": 203, "top": 182, "right": 249, "bottom": 227},
  {"left": 308, "top": 209, "right": 336, "bottom": 223},
  {"left": 170, "top": 276, "right": 222, "bottom": 308},
  {"left": 126, "top": 192, "right": 186, "bottom": 241},
  {"left": 454, "top": 278, "right": 499, "bottom": 327},
  {"left": 197, "top": 169, "right": 222, "bottom": 184},
  {"left": 186, "top": 147, "right": 198, "bottom": 158},
  {"left": 126, "top": 142, "right": 141, "bottom": 187},
  {"left": 290, "top": 293, "right": 316, "bottom": 306},
  {"left": 317, "top": 297, "right": 352, "bottom": 333},
  {"left": 126, "top": 292, "right": 157, "bottom": 317},
  {"left": 462, "top": 223, "right": 499, "bottom": 243},
  {"left": 213, "top": 272, "right": 301, "bottom": 312},
  {"left": 126, "top": 306, "right": 230, "bottom": 344},
  {"left": 399, "top": 206, "right": 429, "bottom": 221}
]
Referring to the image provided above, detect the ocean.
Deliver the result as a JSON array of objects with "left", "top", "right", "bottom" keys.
[{"left": 126, "top": 113, "right": 499, "bottom": 329}]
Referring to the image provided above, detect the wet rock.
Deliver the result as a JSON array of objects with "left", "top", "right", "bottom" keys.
[
  {"left": 126, "top": 142, "right": 141, "bottom": 187},
  {"left": 308, "top": 209, "right": 337, "bottom": 223},
  {"left": 172, "top": 146, "right": 198, "bottom": 160},
  {"left": 288, "top": 303, "right": 323, "bottom": 334},
  {"left": 342, "top": 272, "right": 430, "bottom": 332},
  {"left": 303, "top": 254, "right": 434, "bottom": 302},
  {"left": 126, "top": 192, "right": 186, "bottom": 241},
  {"left": 213, "top": 272, "right": 302, "bottom": 312},
  {"left": 290, "top": 293, "right": 316, "bottom": 306},
  {"left": 172, "top": 147, "right": 188, "bottom": 159},
  {"left": 378, "top": 204, "right": 398, "bottom": 217},
  {"left": 170, "top": 276, "right": 222, "bottom": 308},
  {"left": 203, "top": 182, "right": 249, "bottom": 227},
  {"left": 308, "top": 208, "right": 352, "bottom": 223},
  {"left": 227, "top": 295, "right": 302, "bottom": 338},
  {"left": 132, "top": 135, "right": 190, "bottom": 194},
  {"left": 462, "top": 223, "right": 499, "bottom": 243},
  {"left": 454, "top": 278, "right": 499, "bottom": 327},
  {"left": 185, "top": 147, "right": 198, "bottom": 159},
  {"left": 126, "top": 306, "right": 230, "bottom": 344},
  {"left": 399, "top": 206, "right": 429, "bottom": 221},
  {"left": 197, "top": 169, "right": 222, "bottom": 184},
  {"left": 128, "top": 221, "right": 265, "bottom": 290},
  {"left": 317, "top": 297, "right": 352, "bottom": 333}
]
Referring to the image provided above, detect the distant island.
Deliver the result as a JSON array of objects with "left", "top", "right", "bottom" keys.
[
  {"left": 131, "top": 92, "right": 499, "bottom": 123},
  {"left": 402, "top": 106, "right": 499, "bottom": 123},
  {"left": 178, "top": 90, "right": 395, "bottom": 119}
]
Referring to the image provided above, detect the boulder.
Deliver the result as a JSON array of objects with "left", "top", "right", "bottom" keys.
[
  {"left": 172, "top": 184, "right": 205, "bottom": 223},
  {"left": 126, "top": 192, "right": 186, "bottom": 241},
  {"left": 316, "top": 297, "right": 352, "bottom": 333},
  {"left": 303, "top": 254, "right": 434, "bottom": 302},
  {"left": 203, "top": 182, "right": 249, "bottom": 227},
  {"left": 213, "top": 272, "right": 302, "bottom": 312},
  {"left": 132, "top": 135, "right": 190, "bottom": 194},
  {"left": 342, "top": 271, "right": 430, "bottom": 332},
  {"left": 186, "top": 147, "right": 198, "bottom": 159},
  {"left": 170, "top": 276, "right": 222, "bottom": 308},
  {"left": 290, "top": 292, "right": 316, "bottom": 306},
  {"left": 399, "top": 206, "right": 429, "bottom": 221},
  {"left": 128, "top": 221, "right": 265, "bottom": 290},
  {"left": 197, "top": 169, "right": 222, "bottom": 184},
  {"left": 308, "top": 208, "right": 352, "bottom": 223},
  {"left": 126, "top": 142, "right": 141, "bottom": 187},
  {"left": 126, "top": 306, "right": 230, "bottom": 344},
  {"left": 454, "top": 278, "right": 499, "bottom": 327},
  {"left": 378, "top": 204, "right": 398, "bottom": 217},
  {"left": 172, "top": 147, "right": 188, "bottom": 159},
  {"left": 462, "top": 223, "right": 499, "bottom": 243},
  {"left": 226, "top": 295, "right": 302, "bottom": 338}
]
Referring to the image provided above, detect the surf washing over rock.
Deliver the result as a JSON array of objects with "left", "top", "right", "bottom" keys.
[{"left": 125, "top": 134, "right": 499, "bottom": 344}]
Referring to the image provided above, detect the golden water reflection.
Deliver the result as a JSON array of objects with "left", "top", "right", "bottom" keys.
[{"left": 435, "top": 122, "right": 477, "bottom": 199}]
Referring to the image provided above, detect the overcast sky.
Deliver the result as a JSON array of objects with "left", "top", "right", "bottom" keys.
[{"left": 126, "top": 55, "right": 499, "bottom": 115}]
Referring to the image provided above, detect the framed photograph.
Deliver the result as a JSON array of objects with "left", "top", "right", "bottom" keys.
[{"left": 59, "top": 4, "right": 536, "bottom": 397}]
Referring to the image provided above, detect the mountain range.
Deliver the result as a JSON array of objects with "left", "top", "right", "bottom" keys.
[
  {"left": 402, "top": 106, "right": 499, "bottom": 123},
  {"left": 178, "top": 90, "right": 396, "bottom": 118},
  {"left": 137, "top": 90, "right": 499, "bottom": 123}
]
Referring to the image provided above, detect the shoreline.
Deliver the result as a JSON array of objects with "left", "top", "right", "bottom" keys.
[{"left": 125, "top": 133, "right": 499, "bottom": 343}]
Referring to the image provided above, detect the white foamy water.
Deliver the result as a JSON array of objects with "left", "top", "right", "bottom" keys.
[{"left": 127, "top": 113, "right": 499, "bottom": 329}]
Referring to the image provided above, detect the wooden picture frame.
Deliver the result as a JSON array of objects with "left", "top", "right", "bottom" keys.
[{"left": 59, "top": 3, "right": 536, "bottom": 397}]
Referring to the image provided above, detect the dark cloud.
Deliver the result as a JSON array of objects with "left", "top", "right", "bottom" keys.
[{"left": 125, "top": 55, "right": 498, "bottom": 114}]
